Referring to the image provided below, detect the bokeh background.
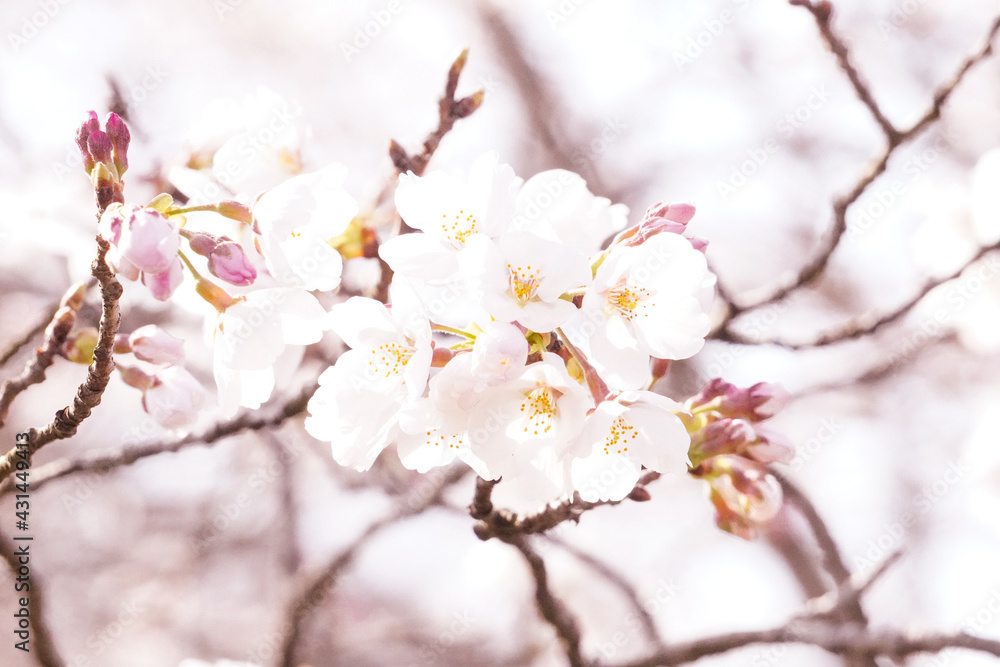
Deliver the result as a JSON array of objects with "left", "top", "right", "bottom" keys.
[{"left": 1, "top": 0, "right": 1000, "bottom": 665}]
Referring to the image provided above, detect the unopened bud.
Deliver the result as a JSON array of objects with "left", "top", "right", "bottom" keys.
[
  {"left": 59, "top": 281, "right": 89, "bottom": 312},
  {"left": 453, "top": 89, "right": 485, "bottom": 119},
  {"left": 76, "top": 111, "right": 100, "bottom": 174},
  {"left": 63, "top": 328, "right": 100, "bottom": 364},
  {"left": 207, "top": 239, "right": 256, "bottom": 286},
  {"left": 214, "top": 200, "right": 253, "bottom": 225},
  {"left": 87, "top": 131, "right": 113, "bottom": 168},
  {"left": 105, "top": 112, "right": 130, "bottom": 177},
  {"left": 431, "top": 345, "right": 455, "bottom": 367}
]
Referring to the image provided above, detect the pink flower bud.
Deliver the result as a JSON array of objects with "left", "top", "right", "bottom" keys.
[
  {"left": 76, "top": 111, "right": 100, "bottom": 174},
  {"left": 626, "top": 201, "right": 708, "bottom": 252},
  {"left": 128, "top": 325, "right": 185, "bottom": 366},
  {"left": 98, "top": 203, "right": 126, "bottom": 244},
  {"left": 208, "top": 239, "right": 256, "bottom": 286},
  {"left": 690, "top": 379, "right": 789, "bottom": 422},
  {"left": 142, "top": 257, "right": 184, "bottom": 301},
  {"left": 118, "top": 207, "right": 180, "bottom": 273},
  {"left": 141, "top": 366, "right": 207, "bottom": 430},
  {"left": 87, "top": 130, "right": 113, "bottom": 167},
  {"left": 693, "top": 455, "right": 783, "bottom": 540},
  {"left": 105, "top": 112, "right": 130, "bottom": 177}
]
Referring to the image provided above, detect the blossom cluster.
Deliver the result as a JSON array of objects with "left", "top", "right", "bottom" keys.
[
  {"left": 78, "top": 105, "right": 790, "bottom": 531},
  {"left": 304, "top": 152, "right": 718, "bottom": 509}
]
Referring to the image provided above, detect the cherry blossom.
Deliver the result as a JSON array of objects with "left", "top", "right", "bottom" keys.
[{"left": 253, "top": 164, "right": 358, "bottom": 291}]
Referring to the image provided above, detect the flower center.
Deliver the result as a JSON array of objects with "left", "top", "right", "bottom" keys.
[
  {"left": 605, "top": 278, "right": 650, "bottom": 321},
  {"left": 507, "top": 263, "right": 541, "bottom": 304},
  {"left": 602, "top": 416, "right": 637, "bottom": 455},
  {"left": 440, "top": 208, "right": 479, "bottom": 247},
  {"left": 368, "top": 340, "right": 415, "bottom": 378},
  {"left": 520, "top": 385, "right": 558, "bottom": 436},
  {"left": 425, "top": 429, "right": 465, "bottom": 450}
]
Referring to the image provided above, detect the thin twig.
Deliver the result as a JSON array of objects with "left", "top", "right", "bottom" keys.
[
  {"left": 0, "top": 385, "right": 314, "bottom": 497},
  {"left": 506, "top": 534, "right": 587, "bottom": 667},
  {"left": 0, "top": 305, "right": 57, "bottom": 368},
  {"left": 611, "top": 623, "right": 1000, "bottom": 667},
  {"left": 0, "top": 284, "right": 89, "bottom": 428},
  {"left": 546, "top": 534, "right": 663, "bottom": 649},
  {"left": 473, "top": 471, "right": 661, "bottom": 541},
  {"left": 277, "top": 464, "right": 469, "bottom": 667},
  {"left": 715, "top": 8, "right": 1000, "bottom": 332},
  {"left": 728, "top": 242, "right": 1000, "bottom": 349}
]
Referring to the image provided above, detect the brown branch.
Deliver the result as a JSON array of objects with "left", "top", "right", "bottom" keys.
[
  {"left": 611, "top": 623, "right": 1000, "bottom": 667},
  {"left": 473, "top": 471, "right": 661, "bottom": 541},
  {"left": 277, "top": 464, "right": 469, "bottom": 667},
  {"left": 0, "top": 283, "right": 89, "bottom": 428},
  {"left": 0, "top": 236, "right": 121, "bottom": 483},
  {"left": 389, "top": 49, "right": 484, "bottom": 178},
  {"left": 0, "top": 531, "right": 64, "bottom": 667},
  {"left": 714, "top": 8, "right": 1000, "bottom": 333},
  {"left": 0, "top": 302, "right": 59, "bottom": 368},
  {"left": 0, "top": 385, "right": 313, "bottom": 497},
  {"left": 507, "top": 534, "right": 587, "bottom": 667},
  {"left": 772, "top": 469, "right": 868, "bottom": 626},
  {"left": 789, "top": 1, "right": 899, "bottom": 141},
  {"left": 726, "top": 232, "right": 1000, "bottom": 349},
  {"left": 374, "top": 49, "right": 485, "bottom": 303},
  {"left": 546, "top": 534, "right": 663, "bottom": 649}
]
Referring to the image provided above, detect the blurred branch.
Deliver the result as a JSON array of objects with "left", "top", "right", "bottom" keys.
[
  {"left": 547, "top": 534, "right": 663, "bottom": 649},
  {"left": 714, "top": 7, "right": 1000, "bottom": 335},
  {"left": 0, "top": 531, "right": 64, "bottom": 667},
  {"left": 0, "top": 283, "right": 88, "bottom": 428},
  {"left": 0, "top": 302, "right": 59, "bottom": 368},
  {"left": 772, "top": 469, "right": 870, "bottom": 627},
  {"left": 472, "top": 471, "right": 660, "bottom": 541},
  {"left": 506, "top": 534, "right": 586, "bottom": 667},
  {"left": 727, "top": 241, "right": 1000, "bottom": 349},
  {"left": 788, "top": 0, "right": 899, "bottom": 140},
  {"left": 277, "top": 464, "right": 469, "bottom": 667},
  {"left": 0, "top": 385, "right": 314, "bottom": 497},
  {"left": 610, "top": 623, "right": 1000, "bottom": 667},
  {"left": 264, "top": 431, "right": 302, "bottom": 575}
]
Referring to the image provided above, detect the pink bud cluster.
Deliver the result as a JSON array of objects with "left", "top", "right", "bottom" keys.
[{"left": 682, "top": 379, "right": 791, "bottom": 540}]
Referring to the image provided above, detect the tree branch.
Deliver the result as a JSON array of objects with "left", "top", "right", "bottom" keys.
[
  {"left": 0, "top": 385, "right": 313, "bottom": 497},
  {"left": 714, "top": 8, "right": 1000, "bottom": 333},
  {"left": 277, "top": 464, "right": 469, "bottom": 667}
]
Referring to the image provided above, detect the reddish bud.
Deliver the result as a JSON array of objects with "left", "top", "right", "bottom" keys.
[{"left": 105, "top": 112, "right": 130, "bottom": 177}]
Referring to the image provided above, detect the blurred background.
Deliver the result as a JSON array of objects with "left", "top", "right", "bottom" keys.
[{"left": 1, "top": 0, "right": 1000, "bottom": 665}]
